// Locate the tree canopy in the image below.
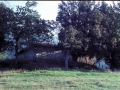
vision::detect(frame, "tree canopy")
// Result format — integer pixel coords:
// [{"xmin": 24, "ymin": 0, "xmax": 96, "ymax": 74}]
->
[
  {"xmin": 57, "ymin": 1, "xmax": 120, "ymax": 70},
  {"xmin": 0, "ymin": 2, "xmax": 14, "ymax": 51},
  {"xmin": 0, "ymin": 1, "xmax": 54, "ymax": 60}
]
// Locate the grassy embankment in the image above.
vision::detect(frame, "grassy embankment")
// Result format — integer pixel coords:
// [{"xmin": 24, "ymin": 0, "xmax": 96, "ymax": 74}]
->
[
  {"xmin": 0, "ymin": 69, "xmax": 120, "ymax": 90},
  {"xmin": 0, "ymin": 51, "xmax": 119, "ymax": 90}
]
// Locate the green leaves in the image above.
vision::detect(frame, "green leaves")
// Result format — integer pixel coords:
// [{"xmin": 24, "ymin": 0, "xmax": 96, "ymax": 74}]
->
[
  {"xmin": 0, "ymin": 1, "xmax": 54, "ymax": 58},
  {"xmin": 57, "ymin": 1, "xmax": 120, "ymax": 68},
  {"xmin": 57, "ymin": 1, "xmax": 96, "ymax": 50}
]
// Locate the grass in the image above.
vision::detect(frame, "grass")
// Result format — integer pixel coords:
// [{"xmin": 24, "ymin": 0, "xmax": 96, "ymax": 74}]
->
[{"xmin": 0, "ymin": 69, "xmax": 120, "ymax": 90}]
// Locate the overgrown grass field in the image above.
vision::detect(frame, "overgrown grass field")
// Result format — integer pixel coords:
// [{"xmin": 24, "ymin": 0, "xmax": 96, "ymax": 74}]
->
[{"xmin": 0, "ymin": 70, "xmax": 120, "ymax": 90}]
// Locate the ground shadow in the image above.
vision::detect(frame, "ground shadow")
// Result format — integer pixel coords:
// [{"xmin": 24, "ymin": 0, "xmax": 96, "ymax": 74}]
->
[{"xmin": 0, "ymin": 58, "xmax": 102, "ymax": 72}]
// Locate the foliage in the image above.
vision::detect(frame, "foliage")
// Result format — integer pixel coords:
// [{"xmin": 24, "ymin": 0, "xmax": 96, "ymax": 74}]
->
[
  {"xmin": 57, "ymin": 1, "xmax": 120, "ymax": 69},
  {"xmin": 0, "ymin": 2, "xmax": 14, "ymax": 51},
  {"xmin": 0, "ymin": 51, "xmax": 7, "ymax": 60},
  {"xmin": 0, "ymin": 1, "xmax": 54, "ymax": 59}
]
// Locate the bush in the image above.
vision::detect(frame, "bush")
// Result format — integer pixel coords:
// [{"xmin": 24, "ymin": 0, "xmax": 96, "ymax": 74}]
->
[{"xmin": 0, "ymin": 51, "xmax": 7, "ymax": 60}]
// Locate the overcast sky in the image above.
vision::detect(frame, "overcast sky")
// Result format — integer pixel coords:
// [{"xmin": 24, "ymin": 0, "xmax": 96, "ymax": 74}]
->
[
  {"xmin": 0, "ymin": 1, "xmax": 116, "ymax": 21},
  {"xmin": 1, "ymin": 1, "xmax": 61, "ymax": 21}
]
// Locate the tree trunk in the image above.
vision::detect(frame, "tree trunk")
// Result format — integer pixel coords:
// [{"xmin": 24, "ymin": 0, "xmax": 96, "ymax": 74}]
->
[
  {"xmin": 64, "ymin": 50, "xmax": 69, "ymax": 69},
  {"xmin": 73, "ymin": 56, "xmax": 78, "ymax": 69},
  {"xmin": 71, "ymin": 52, "xmax": 78, "ymax": 69},
  {"xmin": 110, "ymin": 51, "xmax": 116, "ymax": 71},
  {"xmin": 15, "ymin": 39, "xmax": 19, "ymax": 64},
  {"xmin": 110, "ymin": 60, "xmax": 115, "ymax": 72}
]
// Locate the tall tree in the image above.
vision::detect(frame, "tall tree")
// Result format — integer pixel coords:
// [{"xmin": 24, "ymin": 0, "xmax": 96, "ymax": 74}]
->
[
  {"xmin": 5, "ymin": 1, "xmax": 53, "ymax": 60},
  {"xmin": 91, "ymin": 1, "xmax": 120, "ymax": 70},
  {"xmin": 0, "ymin": 2, "xmax": 14, "ymax": 51},
  {"xmin": 57, "ymin": 1, "xmax": 120, "ymax": 70},
  {"xmin": 57, "ymin": 1, "xmax": 96, "ymax": 68}
]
